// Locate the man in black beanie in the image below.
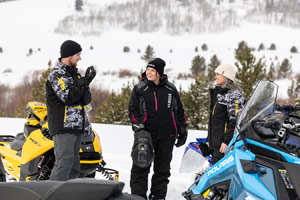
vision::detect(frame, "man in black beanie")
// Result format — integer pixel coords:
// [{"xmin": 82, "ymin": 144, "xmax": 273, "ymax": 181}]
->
[
  {"xmin": 129, "ymin": 58, "xmax": 188, "ymax": 199},
  {"xmin": 46, "ymin": 40, "xmax": 96, "ymax": 181}
]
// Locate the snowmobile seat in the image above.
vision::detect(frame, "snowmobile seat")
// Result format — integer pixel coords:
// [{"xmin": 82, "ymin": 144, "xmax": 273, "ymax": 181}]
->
[
  {"xmin": 10, "ymin": 132, "xmax": 26, "ymax": 151},
  {"xmin": 0, "ymin": 178, "xmax": 144, "ymax": 200}
]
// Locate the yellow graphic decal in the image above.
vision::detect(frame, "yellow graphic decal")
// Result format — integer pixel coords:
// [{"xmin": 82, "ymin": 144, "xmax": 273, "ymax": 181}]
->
[
  {"xmin": 64, "ymin": 106, "xmax": 67, "ymax": 122},
  {"xmin": 235, "ymin": 100, "xmax": 239, "ymax": 115},
  {"xmin": 224, "ymin": 122, "xmax": 227, "ymax": 133},
  {"xmin": 203, "ymin": 189, "xmax": 210, "ymax": 198},
  {"xmin": 73, "ymin": 106, "xmax": 83, "ymax": 110},
  {"xmin": 212, "ymin": 102, "xmax": 218, "ymax": 116},
  {"xmin": 57, "ymin": 77, "xmax": 66, "ymax": 90}
]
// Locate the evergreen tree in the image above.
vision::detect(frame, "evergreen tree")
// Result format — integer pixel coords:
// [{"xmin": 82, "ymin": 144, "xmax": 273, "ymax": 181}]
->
[
  {"xmin": 194, "ymin": 46, "xmax": 198, "ymax": 52},
  {"xmin": 190, "ymin": 55, "xmax": 206, "ymax": 77},
  {"xmin": 235, "ymin": 41, "xmax": 266, "ymax": 100},
  {"xmin": 94, "ymin": 82, "xmax": 133, "ymax": 125},
  {"xmin": 207, "ymin": 54, "xmax": 221, "ymax": 82},
  {"xmin": 258, "ymin": 43, "xmax": 265, "ymax": 51},
  {"xmin": 27, "ymin": 48, "xmax": 33, "ymax": 56},
  {"xmin": 277, "ymin": 58, "xmax": 292, "ymax": 79},
  {"xmin": 75, "ymin": 0, "xmax": 83, "ymax": 11},
  {"xmin": 266, "ymin": 62, "xmax": 276, "ymax": 81},
  {"xmin": 31, "ymin": 67, "xmax": 52, "ymax": 103},
  {"xmin": 201, "ymin": 43, "xmax": 208, "ymax": 51},
  {"xmin": 48, "ymin": 60, "xmax": 52, "ymax": 67},
  {"xmin": 140, "ymin": 45, "xmax": 155, "ymax": 63},
  {"xmin": 180, "ymin": 75, "xmax": 213, "ymax": 130},
  {"xmin": 288, "ymin": 76, "xmax": 300, "ymax": 104},
  {"xmin": 0, "ymin": 47, "xmax": 3, "ymax": 53},
  {"xmin": 123, "ymin": 46, "xmax": 130, "ymax": 53},
  {"xmin": 236, "ymin": 40, "xmax": 248, "ymax": 54},
  {"xmin": 290, "ymin": 46, "xmax": 298, "ymax": 53},
  {"xmin": 269, "ymin": 43, "xmax": 276, "ymax": 50}
]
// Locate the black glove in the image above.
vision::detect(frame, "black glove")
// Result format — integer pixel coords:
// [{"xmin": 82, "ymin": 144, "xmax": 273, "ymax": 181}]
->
[
  {"xmin": 85, "ymin": 66, "xmax": 96, "ymax": 83},
  {"xmin": 78, "ymin": 77, "xmax": 90, "ymax": 87},
  {"xmin": 175, "ymin": 131, "xmax": 187, "ymax": 147},
  {"xmin": 199, "ymin": 142, "xmax": 211, "ymax": 157},
  {"xmin": 132, "ymin": 123, "xmax": 145, "ymax": 133}
]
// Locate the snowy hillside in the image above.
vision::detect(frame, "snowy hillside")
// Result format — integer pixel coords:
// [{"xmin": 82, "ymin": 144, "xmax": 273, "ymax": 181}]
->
[
  {"xmin": 0, "ymin": 117, "xmax": 206, "ymax": 199},
  {"xmin": 0, "ymin": 0, "xmax": 299, "ymax": 99}
]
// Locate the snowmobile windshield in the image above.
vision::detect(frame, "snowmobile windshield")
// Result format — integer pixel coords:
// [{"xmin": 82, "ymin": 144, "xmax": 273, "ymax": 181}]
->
[{"xmin": 236, "ymin": 80, "xmax": 278, "ymax": 133}]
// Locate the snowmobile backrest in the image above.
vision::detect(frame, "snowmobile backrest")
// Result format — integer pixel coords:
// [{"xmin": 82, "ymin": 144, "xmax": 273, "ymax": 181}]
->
[
  {"xmin": 24, "ymin": 124, "xmax": 40, "ymax": 138},
  {"xmin": 10, "ymin": 133, "xmax": 26, "ymax": 151}
]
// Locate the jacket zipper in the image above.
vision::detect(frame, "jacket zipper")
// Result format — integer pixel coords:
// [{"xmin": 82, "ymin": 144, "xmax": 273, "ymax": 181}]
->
[
  {"xmin": 172, "ymin": 113, "xmax": 178, "ymax": 130},
  {"xmin": 154, "ymin": 91, "xmax": 158, "ymax": 111}
]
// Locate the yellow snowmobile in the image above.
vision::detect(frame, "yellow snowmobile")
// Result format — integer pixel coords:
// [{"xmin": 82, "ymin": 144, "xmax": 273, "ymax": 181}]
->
[{"xmin": 0, "ymin": 101, "xmax": 118, "ymax": 182}]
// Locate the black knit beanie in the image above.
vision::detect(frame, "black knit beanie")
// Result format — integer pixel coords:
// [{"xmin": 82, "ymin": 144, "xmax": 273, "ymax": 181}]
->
[
  {"xmin": 147, "ymin": 58, "xmax": 166, "ymax": 76},
  {"xmin": 60, "ymin": 40, "xmax": 82, "ymax": 58}
]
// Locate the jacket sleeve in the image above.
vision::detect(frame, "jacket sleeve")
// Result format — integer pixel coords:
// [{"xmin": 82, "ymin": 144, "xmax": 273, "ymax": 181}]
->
[
  {"xmin": 81, "ymin": 86, "xmax": 92, "ymax": 106},
  {"xmin": 128, "ymin": 86, "xmax": 143, "ymax": 125},
  {"xmin": 174, "ymin": 87, "xmax": 188, "ymax": 133},
  {"xmin": 48, "ymin": 71, "xmax": 84, "ymax": 105},
  {"xmin": 223, "ymin": 90, "xmax": 245, "ymax": 145}
]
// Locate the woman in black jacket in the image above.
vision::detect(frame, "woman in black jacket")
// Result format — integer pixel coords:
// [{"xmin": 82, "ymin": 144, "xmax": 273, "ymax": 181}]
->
[
  {"xmin": 129, "ymin": 58, "xmax": 188, "ymax": 200},
  {"xmin": 207, "ymin": 64, "xmax": 245, "ymax": 164}
]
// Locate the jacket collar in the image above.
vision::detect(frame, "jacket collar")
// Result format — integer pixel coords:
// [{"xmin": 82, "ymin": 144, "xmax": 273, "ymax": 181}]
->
[{"xmin": 57, "ymin": 59, "xmax": 78, "ymax": 75}]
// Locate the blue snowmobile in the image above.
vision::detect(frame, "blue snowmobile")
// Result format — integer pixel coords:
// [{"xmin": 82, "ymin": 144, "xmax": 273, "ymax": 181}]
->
[{"xmin": 182, "ymin": 80, "xmax": 300, "ymax": 200}]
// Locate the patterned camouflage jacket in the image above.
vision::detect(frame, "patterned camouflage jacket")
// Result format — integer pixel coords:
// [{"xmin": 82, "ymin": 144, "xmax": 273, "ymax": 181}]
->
[
  {"xmin": 207, "ymin": 86, "xmax": 245, "ymax": 148},
  {"xmin": 46, "ymin": 60, "xmax": 91, "ymax": 136}
]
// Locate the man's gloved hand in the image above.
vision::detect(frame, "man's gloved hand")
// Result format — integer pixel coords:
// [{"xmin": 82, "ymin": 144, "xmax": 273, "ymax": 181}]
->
[
  {"xmin": 199, "ymin": 142, "xmax": 211, "ymax": 157},
  {"xmin": 78, "ymin": 77, "xmax": 90, "ymax": 87},
  {"xmin": 175, "ymin": 131, "xmax": 187, "ymax": 147},
  {"xmin": 132, "ymin": 123, "xmax": 145, "ymax": 133},
  {"xmin": 85, "ymin": 66, "xmax": 96, "ymax": 83}
]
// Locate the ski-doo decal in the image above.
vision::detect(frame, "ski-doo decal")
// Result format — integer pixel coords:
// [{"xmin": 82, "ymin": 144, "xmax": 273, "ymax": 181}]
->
[{"xmin": 57, "ymin": 77, "xmax": 66, "ymax": 90}]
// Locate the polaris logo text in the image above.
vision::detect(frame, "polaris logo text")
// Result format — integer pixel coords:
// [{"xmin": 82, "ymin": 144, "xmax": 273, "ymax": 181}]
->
[
  {"xmin": 167, "ymin": 94, "xmax": 172, "ymax": 108},
  {"xmin": 207, "ymin": 155, "xmax": 234, "ymax": 177}
]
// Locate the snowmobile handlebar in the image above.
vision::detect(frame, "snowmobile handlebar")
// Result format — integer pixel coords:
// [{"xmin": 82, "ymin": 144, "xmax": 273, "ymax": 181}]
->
[{"xmin": 277, "ymin": 104, "xmax": 300, "ymax": 113}]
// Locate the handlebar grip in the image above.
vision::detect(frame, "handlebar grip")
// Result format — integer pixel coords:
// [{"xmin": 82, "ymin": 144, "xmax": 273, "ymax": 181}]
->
[{"xmin": 295, "ymin": 104, "xmax": 300, "ymax": 111}]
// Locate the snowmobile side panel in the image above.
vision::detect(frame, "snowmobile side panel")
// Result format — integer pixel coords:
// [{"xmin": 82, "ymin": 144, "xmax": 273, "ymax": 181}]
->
[
  {"xmin": 0, "ymin": 141, "xmax": 21, "ymax": 180},
  {"xmin": 190, "ymin": 149, "xmax": 276, "ymax": 200},
  {"xmin": 21, "ymin": 129, "xmax": 53, "ymax": 165},
  {"xmin": 246, "ymin": 139, "xmax": 300, "ymax": 164}
]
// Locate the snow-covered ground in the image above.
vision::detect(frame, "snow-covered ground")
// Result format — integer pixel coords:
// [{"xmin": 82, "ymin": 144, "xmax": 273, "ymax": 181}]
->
[
  {"xmin": 0, "ymin": 0, "xmax": 299, "ymax": 98},
  {"xmin": 0, "ymin": 117, "xmax": 206, "ymax": 199}
]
